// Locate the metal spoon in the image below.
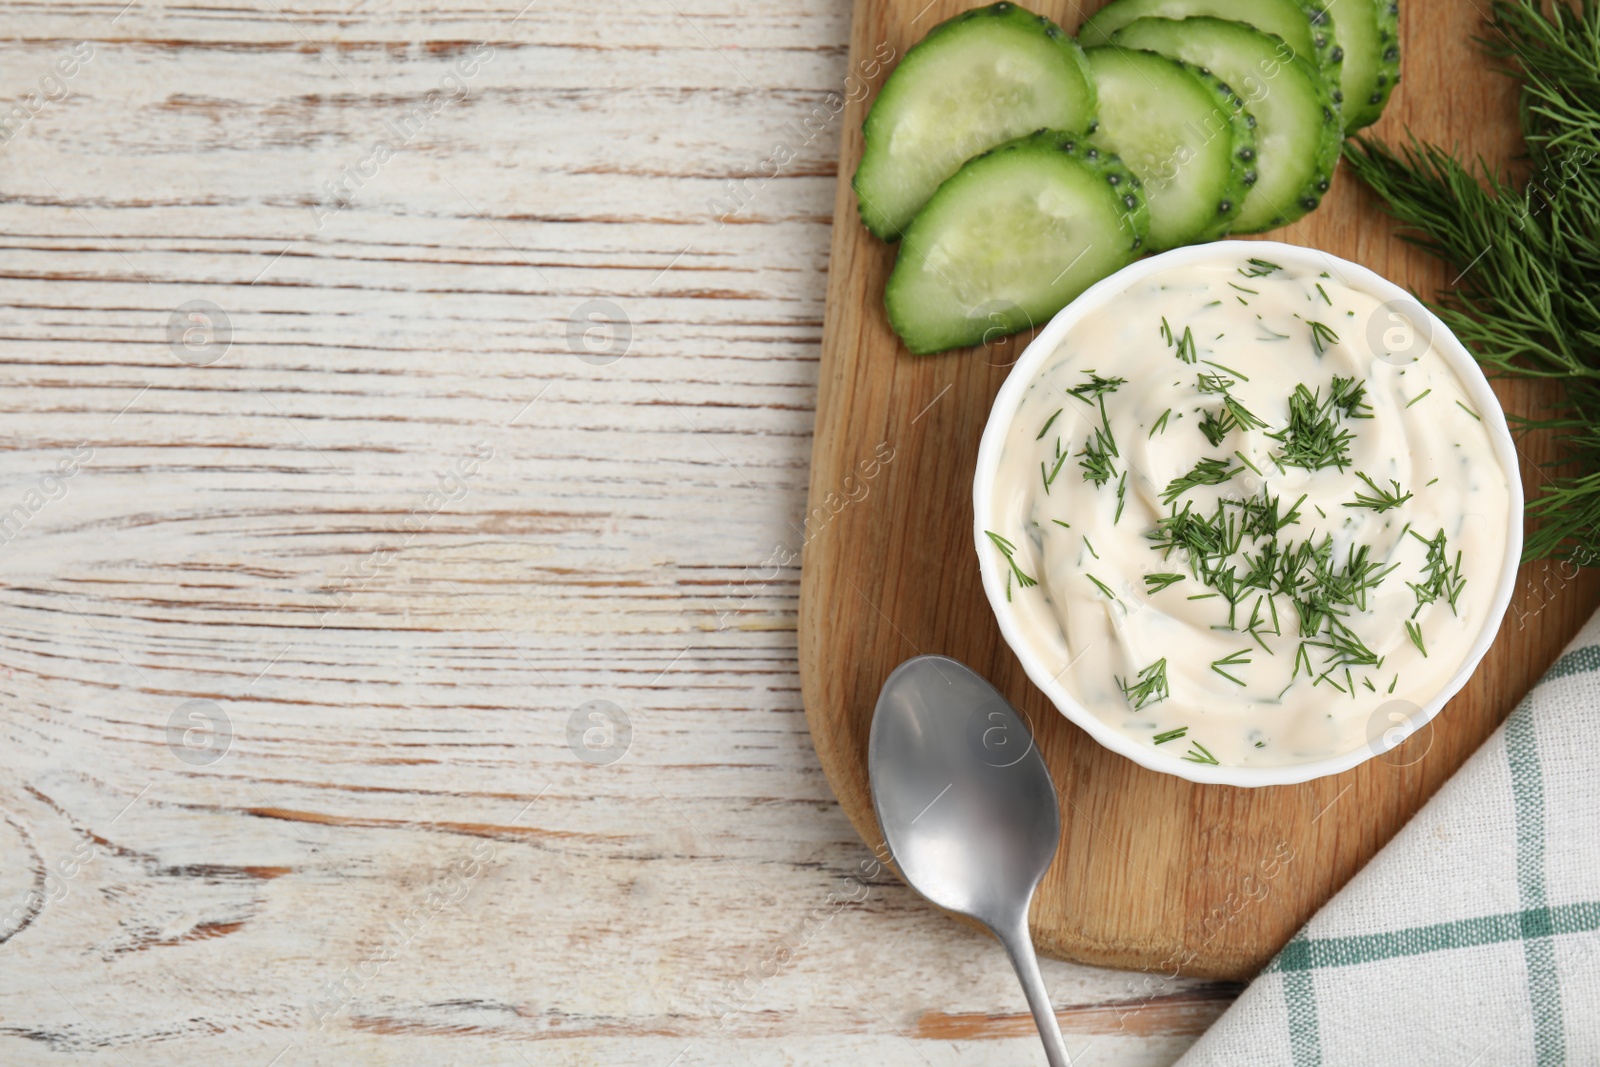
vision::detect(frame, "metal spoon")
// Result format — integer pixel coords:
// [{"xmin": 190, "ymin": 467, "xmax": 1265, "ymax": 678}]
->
[{"xmin": 869, "ymin": 655, "xmax": 1071, "ymax": 1067}]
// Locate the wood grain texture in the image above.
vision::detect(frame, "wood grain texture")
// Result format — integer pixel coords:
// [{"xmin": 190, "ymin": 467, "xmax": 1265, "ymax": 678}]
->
[
  {"xmin": 0, "ymin": 0, "xmax": 1244, "ymax": 1063},
  {"xmin": 800, "ymin": 0, "xmax": 1600, "ymax": 981}
]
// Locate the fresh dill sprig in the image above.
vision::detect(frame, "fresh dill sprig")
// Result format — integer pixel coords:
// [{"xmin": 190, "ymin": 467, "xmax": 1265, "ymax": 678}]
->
[
  {"xmin": 1037, "ymin": 408, "xmax": 1062, "ymax": 440},
  {"xmin": 1153, "ymin": 726, "xmax": 1188, "ymax": 744},
  {"xmin": 1342, "ymin": 0, "xmax": 1600, "ymax": 561},
  {"xmin": 985, "ymin": 531, "xmax": 1037, "ymax": 595},
  {"xmin": 1240, "ymin": 257, "xmax": 1283, "ymax": 277},
  {"xmin": 1346, "ymin": 472, "xmax": 1414, "ymax": 513},
  {"xmin": 1117, "ymin": 657, "xmax": 1169, "ymax": 709},
  {"xmin": 1183, "ymin": 741, "xmax": 1220, "ymax": 765},
  {"xmin": 1150, "ymin": 408, "xmax": 1172, "ymax": 437}
]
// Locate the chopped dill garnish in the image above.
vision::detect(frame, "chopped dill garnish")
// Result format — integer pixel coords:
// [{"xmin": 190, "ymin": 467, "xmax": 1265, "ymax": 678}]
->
[
  {"xmin": 1198, "ymin": 409, "xmax": 1231, "ymax": 447},
  {"xmin": 1211, "ymin": 649, "xmax": 1252, "ymax": 685},
  {"xmin": 1240, "ymin": 258, "xmax": 1283, "ymax": 277},
  {"xmin": 1183, "ymin": 741, "xmax": 1220, "ymax": 765},
  {"xmin": 1267, "ymin": 379, "xmax": 1364, "ymax": 471},
  {"xmin": 1230, "ymin": 281, "xmax": 1260, "ymax": 295},
  {"xmin": 1153, "ymin": 726, "xmax": 1188, "ymax": 744},
  {"xmin": 1052, "ymin": 519, "xmax": 1071, "ymax": 529},
  {"xmin": 1117, "ymin": 657, "xmax": 1169, "ymax": 709},
  {"xmin": 1076, "ymin": 391, "xmax": 1120, "ymax": 488},
  {"xmin": 1201, "ymin": 359, "xmax": 1249, "ymax": 380},
  {"xmin": 1346, "ymin": 472, "xmax": 1413, "ymax": 513},
  {"xmin": 1162, "ymin": 457, "xmax": 1244, "ymax": 505},
  {"xmin": 1309, "ymin": 321, "xmax": 1340, "ymax": 355},
  {"xmin": 1069, "ymin": 372, "xmax": 1127, "ymax": 402},
  {"xmin": 1114, "ymin": 471, "xmax": 1128, "ymax": 524},
  {"xmin": 1234, "ymin": 450, "xmax": 1264, "ymax": 477},
  {"xmin": 1407, "ymin": 527, "xmax": 1466, "ymax": 617},
  {"xmin": 1161, "ymin": 317, "xmax": 1197, "ymax": 363},
  {"xmin": 1144, "ymin": 572, "xmax": 1186, "ymax": 593},
  {"xmin": 1079, "ymin": 425, "xmax": 1117, "ymax": 487},
  {"xmin": 1315, "ymin": 282, "xmax": 1331, "ymax": 305},
  {"xmin": 1084, "ymin": 535, "xmax": 1100, "ymax": 559},
  {"xmin": 1331, "ymin": 376, "xmax": 1370, "ymax": 418},
  {"xmin": 985, "ymin": 531, "xmax": 1037, "ymax": 593},
  {"xmin": 1086, "ymin": 572, "xmax": 1121, "ymax": 608},
  {"xmin": 1149, "ymin": 408, "xmax": 1172, "ymax": 437},
  {"xmin": 1455, "ymin": 400, "xmax": 1482, "ymax": 420},
  {"xmin": 1227, "ymin": 491, "xmax": 1305, "ymax": 538},
  {"xmin": 1405, "ymin": 388, "xmax": 1432, "ymax": 408},
  {"xmin": 1426, "ymin": 477, "xmax": 1439, "ymax": 486},
  {"xmin": 1405, "ymin": 618, "xmax": 1427, "ymax": 656},
  {"xmin": 1037, "ymin": 408, "xmax": 1062, "ymax": 440},
  {"xmin": 1041, "ymin": 450, "xmax": 1069, "ymax": 493},
  {"xmin": 1195, "ymin": 367, "xmax": 1266, "ymax": 447}
]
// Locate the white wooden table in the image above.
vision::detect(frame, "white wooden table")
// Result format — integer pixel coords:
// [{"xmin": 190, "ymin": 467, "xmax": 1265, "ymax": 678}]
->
[{"xmin": 0, "ymin": 2, "xmax": 1232, "ymax": 1061}]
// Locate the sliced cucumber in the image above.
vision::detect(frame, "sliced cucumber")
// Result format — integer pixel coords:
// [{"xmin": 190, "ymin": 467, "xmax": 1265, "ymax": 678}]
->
[
  {"xmin": 1084, "ymin": 47, "xmax": 1255, "ymax": 251},
  {"xmin": 1109, "ymin": 16, "xmax": 1340, "ymax": 233},
  {"xmin": 1079, "ymin": 0, "xmax": 1342, "ymax": 88},
  {"xmin": 853, "ymin": 2, "xmax": 1096, "ymax": 241},
  {"xmin": 1338, "ymin": 0, "xmax": 1400, "ymax": 130},
  {"xmin": 885, "ymin": 130, "xmax": 1147, "ymax": 355}
]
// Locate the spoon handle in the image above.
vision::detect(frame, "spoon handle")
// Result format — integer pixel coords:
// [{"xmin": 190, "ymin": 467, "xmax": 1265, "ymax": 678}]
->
[{"xmin": 996, "ymin": 911, "xmax": 1072, "ymax": 1067}]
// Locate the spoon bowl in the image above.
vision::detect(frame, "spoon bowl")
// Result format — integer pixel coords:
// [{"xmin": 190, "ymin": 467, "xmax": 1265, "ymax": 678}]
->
[{"xmin": 869, "ymin": 655, "xmax": 1071, "ymax": 1066}]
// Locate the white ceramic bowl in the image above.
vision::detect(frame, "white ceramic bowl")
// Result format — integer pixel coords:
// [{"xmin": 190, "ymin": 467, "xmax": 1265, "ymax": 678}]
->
[{"xmin": 971, "ymin": 241, "xmax": 1524, "ymax": 787}]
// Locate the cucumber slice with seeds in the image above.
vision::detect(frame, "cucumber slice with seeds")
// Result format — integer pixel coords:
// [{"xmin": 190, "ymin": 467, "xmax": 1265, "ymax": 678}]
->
[
  {"xmin": 884, "ymin": 130, "xmax": 1147, "ymax": 355},
  {"xmin": 853, "ymin": 2, "xmax": 1097, "ymax": 241},
  {"xmin": 1084, "ymin": 47, "xmax": 1256, "ymax": 250},
  {"xmin": 1110, "ymin": 16, "xmax": 1340, "ymax": 233},
  {"xmin": 1339, "ymin": 0, "xmax": 1400, "ymax": 130},
  {"xmin": 1079, "ymin": 0, "xmax": 1343, "ymax": 88}
]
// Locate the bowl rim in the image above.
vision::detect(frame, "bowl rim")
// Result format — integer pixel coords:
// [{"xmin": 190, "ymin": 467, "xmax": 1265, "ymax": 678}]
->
[{"xmin": 971, "ymin": 240, "xmax": 1525, "ymax": 788}]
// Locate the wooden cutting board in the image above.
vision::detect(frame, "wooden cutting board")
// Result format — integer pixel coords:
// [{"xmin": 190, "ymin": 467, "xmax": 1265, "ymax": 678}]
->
[{"xmin": 799, "ymin": 0, "xmax": 1600, "ymax": 980}]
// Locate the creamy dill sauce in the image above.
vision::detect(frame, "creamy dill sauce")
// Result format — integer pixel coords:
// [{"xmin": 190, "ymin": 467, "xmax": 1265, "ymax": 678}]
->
[{"xmin": 988, "ymin": 256, "xmax": 1511, "ymax": 768}]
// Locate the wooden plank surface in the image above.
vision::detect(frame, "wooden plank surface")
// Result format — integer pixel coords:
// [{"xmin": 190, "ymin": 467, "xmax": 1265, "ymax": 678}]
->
[
  {"xmin": 800, "ymin": 0, "xmax": 1600, "ymax": 981},
  {"xmin": 0, "ymin": 0, "xmax": 1252, "ymax": 1064}
]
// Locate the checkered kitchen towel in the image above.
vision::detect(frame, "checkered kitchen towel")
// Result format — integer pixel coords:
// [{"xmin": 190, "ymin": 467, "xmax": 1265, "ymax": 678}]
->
[{"xmin": 1177, "ymin": 614, "xmax": 1600, "ymax": 1066}]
